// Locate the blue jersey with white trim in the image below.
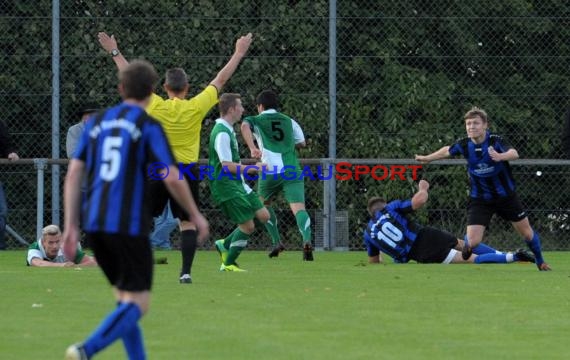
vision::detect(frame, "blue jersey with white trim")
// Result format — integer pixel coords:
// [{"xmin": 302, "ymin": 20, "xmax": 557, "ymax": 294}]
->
[
  {"xmin": 364, "ymin": 199, "xmax": 423, "ymax": 263},
  {"xmin": 74, "ymin": 102, "xmax": 175, "ymax": 236}
]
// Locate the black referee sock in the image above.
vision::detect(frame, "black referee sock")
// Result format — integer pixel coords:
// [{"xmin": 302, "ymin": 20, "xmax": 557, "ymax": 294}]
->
[{"xmin": 180, "ymin": 230, "xmax": 198, "ymax": 276}]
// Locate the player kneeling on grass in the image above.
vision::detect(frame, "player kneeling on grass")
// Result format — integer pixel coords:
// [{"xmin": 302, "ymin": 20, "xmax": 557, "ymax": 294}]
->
[
  {"xmin": 364, "ymin": 180, "xmax": 535, "ymax": 265},
  {"xmin": 27, "ymin": 224, "xmax": 96, "ymax": 267}
]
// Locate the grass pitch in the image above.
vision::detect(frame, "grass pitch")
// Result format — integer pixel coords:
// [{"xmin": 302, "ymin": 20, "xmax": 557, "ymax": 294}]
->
[{"xmin": 1, "ymin": 250, "xmax": 568, "ymax": 359}]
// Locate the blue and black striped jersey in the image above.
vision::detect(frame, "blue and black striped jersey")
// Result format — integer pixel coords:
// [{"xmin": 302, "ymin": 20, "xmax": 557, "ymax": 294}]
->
[
  {"xmin": 364, "ymin": 199, "xmax": 423, "ymax": 263},
  {"xmin": 73, "ymin": 102, "xmax": 175, "ymax": 237},
  {"xmin": 449, "ymin": 131, "xmax": 516, "ymax": 200}
]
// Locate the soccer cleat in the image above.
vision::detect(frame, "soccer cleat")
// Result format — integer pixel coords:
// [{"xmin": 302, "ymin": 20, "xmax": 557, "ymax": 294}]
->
[
  {"xmin": 461, "ymin": 243, "xmax": 472, "ymax": 260},
  {"xmin": 302, "ymin": 243, "xmax": 314, "ymax": 261},
  {"xmin": 537, "ymin": 262, "xmax": 552, "ymax": 271},
  {"xmin": 268, "ymin": 242, "xmax": 286, "ymax": 258},
  {"xmin": 215, "ymin": 240, "xmax": 240, "ymax": 268},
  {"xmin": 513, "ymin": 248, "xmax": 535, "ymax": 263},
  {"xmin": 220, "ymin": 264, "xmax": 247, "ymax": 272},
  {"xmin": 215, "ymin": 239, "xmax": 228, "ymax": 264},
  {"xmin": 64, "ymin": 344, "xmax": 88, "ymax": 360},
  {"xmin": 179, "ymin": 274, "xmax": 192, "ymax": 284}
]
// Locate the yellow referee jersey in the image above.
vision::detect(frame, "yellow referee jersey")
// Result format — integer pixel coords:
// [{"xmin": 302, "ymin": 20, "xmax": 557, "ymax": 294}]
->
[{"xmin": 147, "ymin": 85, "xmax": 218, "ymax": 163}]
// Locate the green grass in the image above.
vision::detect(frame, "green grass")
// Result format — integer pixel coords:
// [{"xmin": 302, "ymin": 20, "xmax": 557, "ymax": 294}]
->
[{"xmin": 1, "ymin": 250, "xmax": 569, "ymax": 360}]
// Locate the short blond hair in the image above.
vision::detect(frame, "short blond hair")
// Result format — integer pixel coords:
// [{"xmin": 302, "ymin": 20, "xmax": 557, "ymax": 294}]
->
[
  {"xmin": 42, "ymin": 224, "xmax": 61, "ymax": 238},
  {"xmin": 464, "ymin": 106, "xmax": 488, "ymax": 123}
]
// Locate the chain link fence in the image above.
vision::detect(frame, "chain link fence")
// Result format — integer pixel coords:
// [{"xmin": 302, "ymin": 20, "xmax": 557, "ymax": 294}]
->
[{"xmin": 1, "ymin": 1, "xmax": 568, "ymax": 251}]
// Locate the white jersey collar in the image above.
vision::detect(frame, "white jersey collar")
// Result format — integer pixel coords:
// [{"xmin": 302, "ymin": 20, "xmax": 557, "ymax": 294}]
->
[{"xmin": 215, "ymin": 118, "xmax": 235, "ymax": 133}]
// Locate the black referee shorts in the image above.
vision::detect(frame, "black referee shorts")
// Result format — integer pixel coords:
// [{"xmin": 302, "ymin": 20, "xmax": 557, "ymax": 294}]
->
[{"xmin": 149, "ymin": 165, "xmax": 200, "ymax": 221}]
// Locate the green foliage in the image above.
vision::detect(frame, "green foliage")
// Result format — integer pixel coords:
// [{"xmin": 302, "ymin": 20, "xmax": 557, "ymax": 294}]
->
[{"xmin": 0, "ymin": 0, "xmax": 568, "ymax": 250}]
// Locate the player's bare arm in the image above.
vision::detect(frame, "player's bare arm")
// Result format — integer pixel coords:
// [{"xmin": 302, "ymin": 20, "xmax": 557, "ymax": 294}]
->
[
  {"xmin": 411, "ymin": 179, "xmax": 429, "ymax": 210},
  {"xmin": 209, "ymin": 33, "xmax": 253, "ymax": 91},
  {"xmin": 415, "ymin": 146, "xmax": 451, "ymax": 164},
  {"xmin": 30, "ymin": 258, "xmax": 74, "ymax": 267},
  {"xmin": 221, "ymin": 161, "xmax": 264, "ymax": 176},
  {"xmin": 79, "ymin": 255, "xmax": 98, "ymax": 266},
  {"xmin": 97, "ymin": 32, "xmax": 129, "ymax": 71},
  {"xmin": 240, "ymin": 122, "xmax": 262, "ymax": 158}
]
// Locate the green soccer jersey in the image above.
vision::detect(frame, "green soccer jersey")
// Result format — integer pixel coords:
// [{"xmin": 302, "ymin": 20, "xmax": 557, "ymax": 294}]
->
[
  {"xmin": 208, "ymin": 119, "xmax": 253, "ymax": 204},
  {"xmin": 243, "ymin": 109, "xmax": 305, "ymax": 173},
  {"xmin": 26, "ymin": 241, "xmax": 85, "ymax": 265}
]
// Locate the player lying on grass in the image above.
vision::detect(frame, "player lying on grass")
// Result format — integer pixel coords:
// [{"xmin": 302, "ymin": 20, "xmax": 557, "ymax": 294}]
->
[
  {"xmin": 27, "ymin": 224, "xmax": 96, "ymax": 267},
  {"xmin": 364, "ymin": 180, "xmax": 535, "ymax": 265}
]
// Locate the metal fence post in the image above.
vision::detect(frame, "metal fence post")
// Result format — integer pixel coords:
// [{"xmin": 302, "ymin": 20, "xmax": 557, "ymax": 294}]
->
[
  {"xmin": 34, "ymin": 159, "xmax": 47, "ymax": 241},
  {"xmin": 328, "ymin": 0, "xmax": 338, "ymax": 249},
  {"xmin": 322, "ymin": 158, "xmax": 331, "ymax": 250},
  {"xmin": 51, "ymin": 0, "xmax": 61, "ymax": 226}
]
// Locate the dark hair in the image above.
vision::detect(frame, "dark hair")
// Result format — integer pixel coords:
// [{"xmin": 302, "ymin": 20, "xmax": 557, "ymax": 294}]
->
[
  {"xmin": 76, "ymin": 103, "xmax": 101, "ymax": 118},
  {"xmin": 164, "ymin": 68, "xmax": 188, "ymax": 93},
  {"xmin": 119, "ymin": 60, "xmax": 158, "ymax": 100},
  {"xmin": 256, "ymin": 89, "xmax": 279, "ymax": 110},
  {"xmin": 367, "ymin": 197, "xmax": 387, "ymax": 216},
  {"xmin": 218, "ymin": 93, "xmax": 241, "ymax": 115}
]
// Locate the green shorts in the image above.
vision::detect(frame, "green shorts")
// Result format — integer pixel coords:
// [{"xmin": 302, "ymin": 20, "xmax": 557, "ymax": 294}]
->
[
  {"xmin": 219, "ymin": 192, "xmax": 265, "ymax": 224},
  {"xmin": 258, "ymin": 174, "xmax": 305, "ymax": 203}
]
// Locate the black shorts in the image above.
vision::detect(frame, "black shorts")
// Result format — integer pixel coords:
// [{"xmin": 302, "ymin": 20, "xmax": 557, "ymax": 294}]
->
[
  {"xmin": 88, "ymin": 232, "xmax": 153, "ymax": 291},
  {"xmin": 408, "ymin": 227, "xmax": 459, "ymax": 263},
  {"xmin": 149, "ymin": 165, "xmax": 200, "ymax": 221},
  {"xmin": 467, "ymin": 193, "xmax": 527, "ymax": 227}
]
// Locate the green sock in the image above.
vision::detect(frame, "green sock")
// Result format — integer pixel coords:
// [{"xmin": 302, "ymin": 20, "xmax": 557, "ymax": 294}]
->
[
  {"xmin": 264, "ymin": 207, "xmax": 281, "ymax": 245},
  {"xmin": 225, "ymin": 229, "xmax": 250, "ymax": 265},
  {"xmin": 295, "ymin": 210, "xmax": 312, "ymax": 244},
  {"xmin": 222, "ymin": 228, "xmax": 239, "ymax": 250}
]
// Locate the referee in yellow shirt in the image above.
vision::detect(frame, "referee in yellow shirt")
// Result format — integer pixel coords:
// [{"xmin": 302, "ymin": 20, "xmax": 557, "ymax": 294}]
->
[{"xmin": 98, "ymin": 31, "xmax": 253, "ymax": 283}]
